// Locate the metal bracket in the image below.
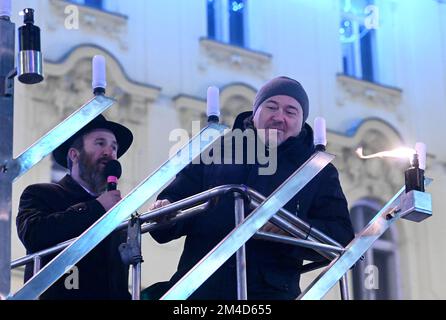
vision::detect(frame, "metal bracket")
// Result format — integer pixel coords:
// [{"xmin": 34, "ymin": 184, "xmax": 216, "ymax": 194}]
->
[
  {"xmin": 399, "ymin": 190, "xmax": 432, "ymax": 222},
  {"xmin": 119, "ymin": 215, "xmax": 143, "ymax": 266}
]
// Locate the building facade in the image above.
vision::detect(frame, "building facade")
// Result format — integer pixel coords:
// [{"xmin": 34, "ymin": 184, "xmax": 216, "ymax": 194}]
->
[{"xmin": 8, "ymin": 0, "xmax": 446, "ymax": 299}]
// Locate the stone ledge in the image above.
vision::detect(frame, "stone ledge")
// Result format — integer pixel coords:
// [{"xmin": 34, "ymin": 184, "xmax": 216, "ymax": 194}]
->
[
  {"xmin": 199, "ymin": 37, "xmax": 272, "ymax": 76},
  {"xmin": 336, "ymin": 74, "xmax": 403, "ymax": 111},
  {"xmin": 48, "ymin": 0, "xmax": 129, "ymax": 50}
]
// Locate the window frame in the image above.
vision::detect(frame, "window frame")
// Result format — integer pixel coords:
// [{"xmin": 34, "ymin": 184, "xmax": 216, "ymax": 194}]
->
[
  {"xmin": 207, "ymin": 0, "xmax": 248, "ymax": 48},
  {"xmin": 339, "ymin": 0, "xmax": 377, "ymax": 82}
]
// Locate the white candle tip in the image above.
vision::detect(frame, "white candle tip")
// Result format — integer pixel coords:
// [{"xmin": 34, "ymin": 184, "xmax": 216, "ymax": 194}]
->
[
  {"xmin": 0, "ymin": 0, "xmax": 12, "ymax": 17},
  {"xmin": 314, "ymin": 117, "xmax": 327, "ymax": 146},
  {"xmin": 207, "ymin": 86, "xmax": 220, "ymax": 117},
  {"xmin": 415, "ymin": 142, "xmax": 427, "ymax": 170},
  {"xmin": 92, "ymin": 55, "xmax": 106, "ymax": 90}
]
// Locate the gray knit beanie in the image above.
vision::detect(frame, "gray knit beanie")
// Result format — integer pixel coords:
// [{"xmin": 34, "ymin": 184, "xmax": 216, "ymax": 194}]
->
[{"xmin": 253, "ymin": 76, "xmax": 309, "ymax": 123}]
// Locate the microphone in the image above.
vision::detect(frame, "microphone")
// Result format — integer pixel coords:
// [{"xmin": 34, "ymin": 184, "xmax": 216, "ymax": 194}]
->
[{"xmin": 103, "ymin": 160, "xmax": 122, "ymax": 191}]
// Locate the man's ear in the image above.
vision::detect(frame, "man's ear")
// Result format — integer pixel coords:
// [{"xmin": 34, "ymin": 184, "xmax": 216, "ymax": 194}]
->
[{"xmin": 68, "ymin": 148, "xmax": 80, "ymax": 164}]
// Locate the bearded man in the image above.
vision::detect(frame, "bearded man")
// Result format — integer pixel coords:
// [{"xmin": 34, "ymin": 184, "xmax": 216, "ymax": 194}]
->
[{"xmin": 16, "ymin": 115, "xmax": 133, "ymax": 300}]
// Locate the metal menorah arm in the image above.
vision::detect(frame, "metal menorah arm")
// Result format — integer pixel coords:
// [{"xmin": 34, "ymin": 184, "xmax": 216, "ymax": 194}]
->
[
  {"xmin": 299, "ymin": 188, "xmax": 432, "ymax": 300},
  {"xmin": 9, "ymin": 95, "xmax": 116, "ymax": 181}
]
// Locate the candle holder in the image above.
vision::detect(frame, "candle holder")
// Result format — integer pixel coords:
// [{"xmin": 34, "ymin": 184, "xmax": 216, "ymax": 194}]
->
[
  {"xmin": 17, "ymin": 8, "xmax": 43, "ymax": 84},
  {"xmin": 405, "ymin": 153, "xmax": 425, "ymax": 193}
]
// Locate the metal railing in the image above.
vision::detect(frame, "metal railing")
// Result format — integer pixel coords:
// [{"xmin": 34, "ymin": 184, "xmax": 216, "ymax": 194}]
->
[
  {"xmin": 11, "ymin": 178, "xmax": 341, "ymax": 297},
  {"xmin": 9, "ymin": 153, "xmax": 433, "ymax": 300},
  {"xmin": 12, "ymin": 165, "xmax": 352, "ymax": 300}
]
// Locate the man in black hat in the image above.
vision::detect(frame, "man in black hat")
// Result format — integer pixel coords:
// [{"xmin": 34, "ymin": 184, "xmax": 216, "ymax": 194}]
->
[
  {"xmin": 146, "ymin": 76, "xmax": 354, "ymax": 300},
  {"xmin": 16, "ymin": 115, "xmax": 133, "ymax": 300}
]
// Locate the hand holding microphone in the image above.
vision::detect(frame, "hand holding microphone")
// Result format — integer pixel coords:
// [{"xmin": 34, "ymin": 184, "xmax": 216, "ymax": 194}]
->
[
  {"xmin": 104, "ymin": 160, "xmax": 122, "ymax": 191},
  {"xmin": 97, "ymin": 160, "xmax": 122, "ymax": 211}
]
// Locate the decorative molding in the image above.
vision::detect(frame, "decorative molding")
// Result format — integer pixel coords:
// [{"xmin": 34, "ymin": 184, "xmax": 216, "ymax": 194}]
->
[
  {"xmin": 336, "ymin": 74, "xmax": 403, "ymax": 111},
  {"xmin": 29, "ymin": 46, "xmax": 161, "ymax": 126},
  {"xmin": 174, "ymin": 83, "xmax": 256, "ymax": 130},
  {"xmin": 173, "ymin": 95, "xmax": 206, "ymax": 113},
  {"xmin": 199, "ymin": 38, "xmax": 272, "ymax": 77},
  {"xmin": 48, "ymin": 0, "xmax": 129, "ymax": 50},
  {"xmin": 173, "ymin": 95, "xmax": 207, "ymax": 131}
]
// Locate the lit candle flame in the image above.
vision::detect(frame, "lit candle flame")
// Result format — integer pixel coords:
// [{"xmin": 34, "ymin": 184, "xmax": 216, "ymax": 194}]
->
[{"xmin": 356, "ymin": 147, "xmax": 416, "ymax": 161}]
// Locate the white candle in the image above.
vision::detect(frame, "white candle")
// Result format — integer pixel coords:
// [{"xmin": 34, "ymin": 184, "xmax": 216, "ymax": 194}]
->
[
  {"xmin": 314, "ymin": 117, "xmax": 327, "ymax": 147},
  {"xmin": 415, "ymin": 142, "xmax": 427, "ymax": 170},
  {"xmin": 0, "ymin": 0, "xmax": 11, "ymax": 18},
  {"xmin": 207, "ymin": 86, "xmax": 220, "ymax": 118},
  {"xmin": 92, "ymin": 55, "xmax": 106, "ymax": 91}
]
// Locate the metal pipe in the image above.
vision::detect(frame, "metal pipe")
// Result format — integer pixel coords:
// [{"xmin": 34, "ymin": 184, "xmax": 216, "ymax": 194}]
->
[
  {"xmin": 10, "ymin": 185, "xmax": 241, "ymax": 268},
  {"xmin": 33, "ymin": 256, "xmax": 41, "ymax": 275},
  {"xmin": 137, "ymin": 185, "xmax": 249, "ymax": 225},
  {"xmin": 132, "ymin": 263, "xmax": 141, "ymax": 300},
  {"xmin": 280, "ymin": 211, "xmax": 343, "ymax": 248},
  {"xmin": 254, "ymin": 231, "xmax": 345, "ymax": 254},
  {"xmin": 11, "ymin": 239, "xmax": 76, "ymax": 269},
  {"xmin": 234, "ymin": 195, "xmax": 247, "ymax": 300},
  {"xmin": 250, "ymin": 200, "xmax": 338, "ymax": 260},
  {"xmin": 270, "ymin": 215, "xmax": 338, "ymax": 260},
  {"xmin": 140, "ymin": 202, "xmax": 211, "ymax": 234},
  {"xmin": 339, "ymin": 274, "xmax": 350, "ymax": 300},
  {"xmin": 248, "ymin": 189, "xmax": 343, "ymax": 248},
  {"xmin": 131, "ymin": 218, "xmax": 142, "ymax": 301},
  {"xmin": 0, "ymin": 14, "xmax": 15, "ymax": 299},
  {"xmin": 11, "ymin": 203, "xmax": 211, "ymax": 269}
]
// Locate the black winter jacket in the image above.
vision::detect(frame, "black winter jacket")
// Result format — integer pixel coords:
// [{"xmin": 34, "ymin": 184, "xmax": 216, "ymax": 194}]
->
[{"xmin": 17, "ymin": 174, "xmax": 130, "ymax": 300}]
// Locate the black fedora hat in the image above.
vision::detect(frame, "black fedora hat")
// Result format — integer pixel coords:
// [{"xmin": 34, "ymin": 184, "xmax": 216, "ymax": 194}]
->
[{"xmin": 53, "ymin": 114, "xmax": 133, "ymax": 168}]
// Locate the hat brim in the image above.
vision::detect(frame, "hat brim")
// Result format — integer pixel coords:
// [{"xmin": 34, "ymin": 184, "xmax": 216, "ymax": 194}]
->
[{"xmin": 53, "ymin": 117, "xmax": 133, "ymax": 168}]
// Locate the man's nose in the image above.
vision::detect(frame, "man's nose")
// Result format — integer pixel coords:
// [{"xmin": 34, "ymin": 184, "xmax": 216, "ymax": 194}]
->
[
  {"xmin": 102, "ymin": 145, "xmax": 114, "ymax": 157},
  {"xmin": 272, "ymin": 109, "xmax": 285, "ymax": 122}
]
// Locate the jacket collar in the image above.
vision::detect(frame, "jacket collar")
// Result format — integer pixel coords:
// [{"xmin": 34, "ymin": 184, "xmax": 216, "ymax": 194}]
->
[{"xmin": 57, "ymin": 174, "xmax": 96, "ymax": 201}]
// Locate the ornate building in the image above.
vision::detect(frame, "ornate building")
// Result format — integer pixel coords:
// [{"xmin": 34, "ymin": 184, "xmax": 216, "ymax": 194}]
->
[{"xmin": 7, "ymin": 0, "xmax": 446, "ymax": 299}]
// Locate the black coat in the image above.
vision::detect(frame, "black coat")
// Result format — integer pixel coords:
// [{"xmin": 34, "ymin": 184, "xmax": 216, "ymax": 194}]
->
[
  {"xmin": 150, "ymin": 112, "xmax": 354, "ymax": 300},
  {"xmin": 16, "ymin": 175, "xmax": 130, "ymax": 300}
]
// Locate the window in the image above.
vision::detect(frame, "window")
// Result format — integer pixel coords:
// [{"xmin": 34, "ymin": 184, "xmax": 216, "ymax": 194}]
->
[
  {"xmin": 69, "ymin": 0, "xmax": 104, "ymax": 10},
  {"xmin": 207, "ymin": 0, "xmax": 247, "ymax": 47},
  {"xmin": 207, "ymin": 0, "xmax": 217, "ymax": 39},
  {"xmin": 350, "ymin": 200, "xmax": 401, "ymax": 300},
  {"xmin": 339, "ymin": 0, "xmax": 376, "ymax": 82}
]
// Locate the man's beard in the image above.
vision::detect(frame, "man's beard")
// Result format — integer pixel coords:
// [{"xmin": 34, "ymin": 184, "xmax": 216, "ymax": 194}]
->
[{"xmin": 78, "ymin": 150, "xmax": 109, "ymax": 194}]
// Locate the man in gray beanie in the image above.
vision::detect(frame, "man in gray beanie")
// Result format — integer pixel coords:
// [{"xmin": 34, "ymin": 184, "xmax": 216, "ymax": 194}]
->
[
  {"xmin": 146, "ymin": 76, "xmax": 354, "ymax": 300},
  {"xmin": 253, "ymin": 76, "xmax": 309, "ymax": 121},
  {"xmin": 252, "ymin": 76, "xmax": 310, "ymax": 146}
]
